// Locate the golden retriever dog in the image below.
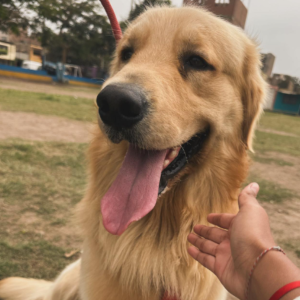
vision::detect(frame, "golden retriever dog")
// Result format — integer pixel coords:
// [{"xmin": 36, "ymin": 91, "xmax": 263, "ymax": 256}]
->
[{"xmin": 0, "ymin": 5, "xmax": 266, "ymax": 300}]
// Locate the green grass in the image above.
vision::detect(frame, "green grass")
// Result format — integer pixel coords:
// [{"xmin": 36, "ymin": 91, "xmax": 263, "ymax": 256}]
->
[
  {"xmin": 0, "ymin": 140, "xmax": 86, "ymax": 279},
  {"xmin": 252, "ymin": 155, "xmax": 294, "ymax": 166},
  {"xmin": 0, "ymin": 140, "xmax": 87, "ymax": 211},
  {"xmin": 245, "ymin": 175, "xmax": 295, "ymax": 203},
  {"xmin": 259, "ymin": 111, "xmax": 300, "ymax": 136},
  {"xmin": 0, "ymin": 88, "xmax": 96, "ymax": 122},
  {"xmin": 254, "ymin": 130, "xmax": 300, "ymax": 156},
  {"xmin": 0, "ymin": 240, "xmax": 76, "ymax": 280}
]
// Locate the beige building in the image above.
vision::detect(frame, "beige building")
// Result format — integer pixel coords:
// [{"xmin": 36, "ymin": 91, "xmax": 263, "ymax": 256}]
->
[
  {"xmin": 0, "ymin": 41, "xmax": 16, "ymax": 62},
  {"xmin": 0, "ymin": 31, "xmax": 42, "ymax": 64}
]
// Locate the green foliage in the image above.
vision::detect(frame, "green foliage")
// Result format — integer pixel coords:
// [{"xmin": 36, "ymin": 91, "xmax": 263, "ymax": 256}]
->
[
  {"xmin": 0, "ymin": 0, "xmax": 116, "ymax": 70},
  {"xmin": 29, "ymin": 0, "xmax": 115, "ymax": 67},
  {"xmin": 128, "ymin": 0, "xmax": 171, "ymax": 22},
  {"xmin": 0, "ymin": 0, "xmax": 34, "ymax": 34}
]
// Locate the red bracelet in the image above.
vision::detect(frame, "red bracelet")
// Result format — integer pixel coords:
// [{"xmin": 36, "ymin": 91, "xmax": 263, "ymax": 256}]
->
[{"xmin": 269, "ymin": 281, "xmax": 300, "ymax": 300}]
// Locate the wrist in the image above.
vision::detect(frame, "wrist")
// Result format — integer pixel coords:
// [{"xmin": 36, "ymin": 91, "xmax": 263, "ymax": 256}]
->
[
  {"xmin": 239, "ymin": 240, "xmax": 276, "ymax": 279},
  {"xmin": 248, "ymin": 251, "xmax": 300, "ymax": 300}
]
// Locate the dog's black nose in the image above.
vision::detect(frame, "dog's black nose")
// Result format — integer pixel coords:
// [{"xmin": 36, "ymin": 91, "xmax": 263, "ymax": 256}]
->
[{"xmin": 97, "ymin": 84, "xmax": 147, "ymax": 130}]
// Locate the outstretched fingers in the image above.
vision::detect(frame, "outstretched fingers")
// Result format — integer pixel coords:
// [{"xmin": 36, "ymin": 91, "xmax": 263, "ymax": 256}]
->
[
  {"xmin": 193, "ymin": 224, "xmax": 228, "ymax": 244},
  {"xmin": 207, "ymin": 213, "xmax": 235, "ymax": 230},
  {"xmin": 188, "ymin": 246, "xmax": 215, "ymax": 273},
  {"xmin": 188, "ymin": 233, "xmax": 218, "ymax": 256}
]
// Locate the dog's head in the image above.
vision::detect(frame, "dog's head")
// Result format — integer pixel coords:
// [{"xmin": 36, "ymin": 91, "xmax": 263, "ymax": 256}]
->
[{"xmin": 97, "ymin": 6, "xmax": 265, "ymax": 235}]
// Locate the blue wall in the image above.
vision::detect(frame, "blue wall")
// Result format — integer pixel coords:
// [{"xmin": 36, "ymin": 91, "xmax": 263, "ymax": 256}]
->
[
  {"xmin": 0, "ymin": 64, "xmax": 102, "ymax": 87},
  {"xmin": 65, "ymin": 75, "xmax": 103, "ymax": 85},
  {"xmin": 273, "ymin": 92, "xmax": 300, "ymax": 115},
  {"xmin": 0, "ymin": 64, "xmax": 50, "ymax": 76}
]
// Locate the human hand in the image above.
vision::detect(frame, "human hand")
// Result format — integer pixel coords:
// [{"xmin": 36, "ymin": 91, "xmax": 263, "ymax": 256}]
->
[{"xmin": 187, "ymin": 183, "xmax": 275, "ymax": 300}]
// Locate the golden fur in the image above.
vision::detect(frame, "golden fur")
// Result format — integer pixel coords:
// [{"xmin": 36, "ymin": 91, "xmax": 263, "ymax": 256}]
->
[{"xmin": 0, "ymin": 6, "xmax": 266, "ymax": 300}]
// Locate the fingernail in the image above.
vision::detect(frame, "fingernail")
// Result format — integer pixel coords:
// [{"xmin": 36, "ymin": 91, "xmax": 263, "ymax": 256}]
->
[{"xmin": 249, "ymin": 182, "xmax": 259, "ymax": 196}]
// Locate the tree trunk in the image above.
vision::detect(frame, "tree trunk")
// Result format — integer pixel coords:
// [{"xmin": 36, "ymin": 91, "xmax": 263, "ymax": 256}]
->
[{"xmin": 62, "ymin": 45, "xmax": 67, "ymax": 64}]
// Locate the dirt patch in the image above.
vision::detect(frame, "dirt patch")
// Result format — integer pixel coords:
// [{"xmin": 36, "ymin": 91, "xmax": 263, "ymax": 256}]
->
[
  {"xmin": 250, "ymin": 152, "xmax": 300, "ymax": 194},
  {"xmin": 262, "ymin": 199, "xmax": 300, "ymax": 266},
  {"xmin": 0, "ymin": 76, "xmax": 98, "ymax": 99},
  {"xmin": 0, "ymin": 111, "xmax": 92, "ymax": 143}
]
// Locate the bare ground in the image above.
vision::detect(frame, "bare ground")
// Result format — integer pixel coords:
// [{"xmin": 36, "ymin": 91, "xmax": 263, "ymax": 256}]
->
[
  {"xmin": 249, "ymin": 153, "xmax": 300, "ymax": 267},
  {"xmin": 250, "ymin": 152, "xmax": 300, "ymax": 195},
  {"xmin": 0, "ymin": 76, "xmax": 99, "ymax": 99},
  {"xmin": 0, "ymin": 111, "xmax": 93, "ymax": 143}
]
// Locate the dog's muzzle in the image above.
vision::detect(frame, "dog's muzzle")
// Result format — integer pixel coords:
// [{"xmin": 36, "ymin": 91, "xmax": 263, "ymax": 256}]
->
[{"xmin": 96, "ymin": 83, "xmax": 148, "ymax": 131}]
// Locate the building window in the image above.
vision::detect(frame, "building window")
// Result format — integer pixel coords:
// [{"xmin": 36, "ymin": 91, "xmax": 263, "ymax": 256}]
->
[
  {"xmin": 215, "ymin": 0, "xmax": 230, "ymax": 4},
  {"xmin": 283, "ymin": 95, "xmax": 298, "ymax": 105},
  {"xmin": 189, "ymin": 0, "xmax": 205, "ymax": 4},
  {"xmin": 33, "ymin": 48, "xmax": 42, "ymax": 57},
  {"xmin": 0, "ymin": 45, "xmax": 8, "ymax": 55}
]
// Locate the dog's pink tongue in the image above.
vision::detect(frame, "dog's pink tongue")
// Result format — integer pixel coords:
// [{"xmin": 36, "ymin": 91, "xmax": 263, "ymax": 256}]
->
[{"xmin": 101, "ymin": 145, "xmax": 167, "ymax": 236}]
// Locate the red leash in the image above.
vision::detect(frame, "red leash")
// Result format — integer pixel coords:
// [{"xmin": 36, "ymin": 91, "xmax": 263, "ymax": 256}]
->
[{"xmin": 99, "ymin": 0, "xmax": 122, "ymax": 42}]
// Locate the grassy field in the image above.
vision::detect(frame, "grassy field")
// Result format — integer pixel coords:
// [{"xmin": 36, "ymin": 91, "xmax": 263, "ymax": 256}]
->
[
  {"xmin": 0, "ymin": 87, "xmax": 300, "ymax": 280},
  {"xmin": 0, "ymin": 88, "xmax": 95, "ymax": 122},
  {"xmin": 259, "ymin": 111, "xmax": 300, "ymax": 137},
  {"xmin": 254, "ymin": 130, "xmax": 300, "ymax": 156},
  {"xmin": 0, "ymin": 140, "xmax": 86, "ymax": 279}
]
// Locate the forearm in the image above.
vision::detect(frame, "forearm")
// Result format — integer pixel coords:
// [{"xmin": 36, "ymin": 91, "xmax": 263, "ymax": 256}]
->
[{"xmin": 249, "ymin": 252, "xmax": 300, "ymax": 300}]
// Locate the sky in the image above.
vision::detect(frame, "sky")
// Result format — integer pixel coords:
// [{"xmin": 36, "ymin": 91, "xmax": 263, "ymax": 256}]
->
[{"xmin": 108, "ymin": 0, "xmax": 300, "ymax": 78}]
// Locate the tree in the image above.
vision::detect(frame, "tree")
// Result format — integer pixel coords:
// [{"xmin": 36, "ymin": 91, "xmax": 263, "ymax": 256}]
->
[
  {"xmin": 128, "ymin": 0, "xmax": 172, "ymax": 22},
  {"xmin": 30, "ymin": 0, "xmax": 115, "ymax": 70},
  {"xmin": 0, "ymin": 0, "xmax": 34, "ymax": 34}
]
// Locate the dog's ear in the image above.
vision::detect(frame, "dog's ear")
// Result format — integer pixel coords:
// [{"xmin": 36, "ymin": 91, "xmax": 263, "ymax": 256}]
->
[{"xmin": 240, "ymin": 44, "xmax": 266, "ymax": 152}]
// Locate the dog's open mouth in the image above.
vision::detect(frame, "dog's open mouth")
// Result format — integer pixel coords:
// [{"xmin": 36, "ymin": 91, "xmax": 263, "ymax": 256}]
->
[
  {"xmin": 159, "ymin": 127, "xmax": 210, "ymax": 195},
  {"xmin": 101, "ymin": 127, "xmax": 210, "ymax": 235}
]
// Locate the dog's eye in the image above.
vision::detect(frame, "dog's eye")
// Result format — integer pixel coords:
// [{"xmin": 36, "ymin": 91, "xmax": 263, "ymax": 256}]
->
[
  {"xmin": 185, "ymin": 55, "xmax": 212, "ymax": 71},
  {"xmin": 121, "ymin": 48, "xmax": 134, "ymax": 62}
]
